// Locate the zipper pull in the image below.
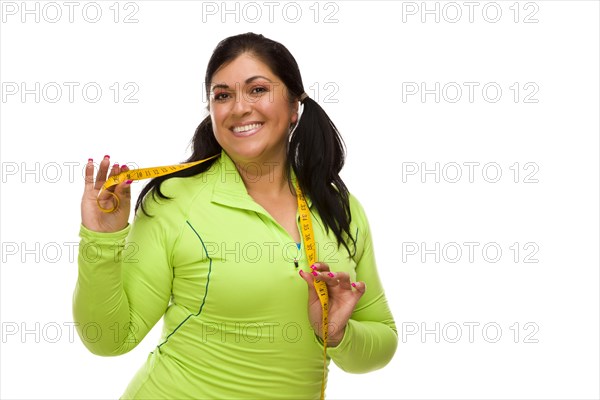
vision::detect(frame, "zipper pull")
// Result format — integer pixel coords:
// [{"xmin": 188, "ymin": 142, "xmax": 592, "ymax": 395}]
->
[{"xmin": 294, "ymin": 258, "xmax": 299, "ymax": 268}]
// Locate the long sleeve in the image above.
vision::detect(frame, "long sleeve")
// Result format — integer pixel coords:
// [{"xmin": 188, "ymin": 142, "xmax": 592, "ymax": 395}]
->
[
  {"xmin": 321, "ymin": 194, "xmax": 398, "ymax": 373},
  {"xmin": 72, "ymin": 153, "xmax": 396, "ymax": 398},
  {"xmin": 72, "ymin": 197, "xmax": 173, "ymax": 356}
]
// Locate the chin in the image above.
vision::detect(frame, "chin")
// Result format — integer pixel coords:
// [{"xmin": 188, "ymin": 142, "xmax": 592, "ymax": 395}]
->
[{"xmin": 223, "ymin": 144, "xmax": 268, "ymax": 163}]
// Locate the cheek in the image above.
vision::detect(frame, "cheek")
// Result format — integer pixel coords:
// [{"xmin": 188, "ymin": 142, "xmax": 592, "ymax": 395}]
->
[
  {"xmin": 210, "ymin": 107, "xmax": 227, "ymax": 128},
  {"xmin": 262, "ymin": 102, "xmax": 292, "ymax": 124}
]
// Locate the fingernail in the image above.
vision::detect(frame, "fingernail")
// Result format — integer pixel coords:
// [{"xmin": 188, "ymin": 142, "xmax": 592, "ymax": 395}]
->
[
  {"xmin": 311, "ymin": 271, "xmax": 318, "ymax": 277},
  {"xmin": 88, "ymin": 158, "xmax": 93, "ymax": 163},
  {"xmin": 125, "ymin": 179, "xmax": 133, "ymax": 184},
  {"xmin": 113, "ymin": 163, "xmax": 119, "ymax": 168},
  {"xmin": 327, "ymin": 273, "xmax": 335, "ymax": 277},
  {"xmin": 310, "ymin": 264, "xmax": 317, "ymax": 270},
  {"xmin": 298, "ymin": 270, "xmax": 304, "ymax": 277},
  {"xmin": 351, "ymin": 282, "xmax": 357, "ymax": 288},
  {"xmin": 104, "ymin": 155, "xmax": 110, "ymax": 159}
]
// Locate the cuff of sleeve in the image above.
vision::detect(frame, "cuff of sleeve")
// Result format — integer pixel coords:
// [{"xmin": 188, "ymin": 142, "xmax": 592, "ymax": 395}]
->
[
  {"xmin": 315, "ymin": 319, "xmax": 355, "ymax": 356},
  {"xmin": 79, "ymin": 223, "xmax": 130, "ymax": 244}
]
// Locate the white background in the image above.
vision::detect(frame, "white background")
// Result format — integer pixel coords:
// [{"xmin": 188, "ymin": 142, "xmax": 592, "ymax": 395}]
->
[{"xmin": 1, "ymin": 1, "xmax": 599, "ymax": 399}]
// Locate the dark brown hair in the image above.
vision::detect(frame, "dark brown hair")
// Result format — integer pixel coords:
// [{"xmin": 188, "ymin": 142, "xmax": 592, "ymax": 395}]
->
[{"xmin": 135, "ymin": 33, "xmax": 356, "ymax": 257}]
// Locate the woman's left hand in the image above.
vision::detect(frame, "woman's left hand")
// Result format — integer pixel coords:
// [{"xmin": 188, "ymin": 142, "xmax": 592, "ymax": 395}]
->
[{"xmin": 299, "ymin": 262, "xmax": 366, "ymax": 347}]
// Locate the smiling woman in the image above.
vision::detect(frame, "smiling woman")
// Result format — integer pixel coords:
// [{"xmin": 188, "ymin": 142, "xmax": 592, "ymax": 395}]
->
[
  {"xmin": 73, "ymin": 32, "xmax": 398, "ymax": 399},
  {"xmin": 210, "ymin": 54, "xmax": 299, "ymax": 185}
]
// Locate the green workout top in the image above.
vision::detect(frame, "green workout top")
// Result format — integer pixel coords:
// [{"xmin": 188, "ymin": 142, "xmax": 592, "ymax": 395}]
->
[{"xmin": 73, "ymin": 150, "xmax": 398, "ymax": 399}]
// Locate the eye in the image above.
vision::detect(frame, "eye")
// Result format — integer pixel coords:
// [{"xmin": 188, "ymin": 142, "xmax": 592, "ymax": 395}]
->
[
  {"xmin": 250, "ymin": 86, "xmax": 268, "ymax": 95},
  {"xmin": 212, "ymin": 92, "xmax": 230, "ymax": 102}
]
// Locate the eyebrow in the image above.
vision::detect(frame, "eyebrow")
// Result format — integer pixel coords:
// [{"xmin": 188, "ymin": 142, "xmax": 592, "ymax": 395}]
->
[{"xmin": 210, "ymin": 75, "xmax": 273, "ymax": 91}]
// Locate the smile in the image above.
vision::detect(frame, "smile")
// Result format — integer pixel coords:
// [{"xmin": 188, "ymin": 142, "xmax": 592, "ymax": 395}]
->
[{"xmin": 231, "ymin": 122, "xmax": 264, "ymax": 137}]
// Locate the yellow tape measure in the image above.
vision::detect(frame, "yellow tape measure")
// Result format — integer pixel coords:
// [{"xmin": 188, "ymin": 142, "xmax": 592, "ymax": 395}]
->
[
  {"xmin": 296, "ymin": 184, "xmax": 329, "ymax": 400},
  {"xmin": 97, "ymin": 154, "xmax": 330, "ymax": 399},
  {"xmin": 97, "ymin": 154, "xmax": 220, "ymax": 213}
]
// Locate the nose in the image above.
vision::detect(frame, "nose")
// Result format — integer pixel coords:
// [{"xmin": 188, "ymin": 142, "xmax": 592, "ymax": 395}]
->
[{"xmin": 230, "ymin": 87, "xmax": 253, "ymax": 117}]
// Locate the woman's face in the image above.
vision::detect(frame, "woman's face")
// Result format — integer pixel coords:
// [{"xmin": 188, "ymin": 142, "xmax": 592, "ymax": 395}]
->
[{"xmin": 209, "ymin": 52, "xmax": 299, "ymax": 166}]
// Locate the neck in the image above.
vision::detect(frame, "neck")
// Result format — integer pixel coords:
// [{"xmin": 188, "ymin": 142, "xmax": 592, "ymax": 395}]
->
[{"xmin": 234, "ymin": 154, "xmax": 294, "ymax": 198}]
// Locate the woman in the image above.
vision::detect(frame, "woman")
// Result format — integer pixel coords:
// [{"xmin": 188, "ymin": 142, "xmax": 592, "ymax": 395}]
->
[{"xmin": 74, "ymin": 32, "xmax": 397, "ymax": 399}]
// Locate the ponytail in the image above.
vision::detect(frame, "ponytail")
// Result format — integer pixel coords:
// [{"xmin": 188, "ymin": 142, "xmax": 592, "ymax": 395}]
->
[{"xmin": 288, "ymin": 96, "xmax": 356, "ymax": 258}]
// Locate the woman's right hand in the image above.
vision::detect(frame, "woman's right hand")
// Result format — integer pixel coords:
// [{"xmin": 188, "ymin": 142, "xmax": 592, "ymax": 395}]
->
[{"xmin": 81, "ymin": 155, "xmax": 132, "ymax": 233}]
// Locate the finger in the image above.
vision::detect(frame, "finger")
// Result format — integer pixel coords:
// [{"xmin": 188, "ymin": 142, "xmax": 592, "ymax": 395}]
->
[
  {"xmin": 103, "ymin": 162, "xmax": 122, "ymax": 193},
  {"xmin": 114, "ymin": 176, "xmax": 133, "ymax": 205},
  {"xmin": 84, "ymin": 158, "xmax": 95, "ymax": 191},
  {"xmin": 96, "ymin": 164, "xmax": 129, "ymax": 214},
  {"xmin": 311, "ymin": 270, "xmax": 340, "ymax": 288},
  {"xmin": 298, "ymin": 270, "xmax": 320, "ymax": 303},
  {"xmin": 351, "ymin": 281, "xmax": 367, "ymax": 295},
  {"xmin": 310, "ymin": 262, "xmax": 330, "ymax": 273},
  {"xmin": 325, "ymin": 271, "xmax": 352, "ymax": 290},
  {"xmin": 299, "ymin": 268, "xmax": 314, "ymax": 284},
  {"xmin": 108, "ymin": 162, "xmax": 120, "ymax": 179},
  {"xmin": 117, "ymin": 164, "xmax": 132, "ymax": 195},
  {"xmin": 94, "ymin": 155, "xmax": 111, "ymax": 191}
]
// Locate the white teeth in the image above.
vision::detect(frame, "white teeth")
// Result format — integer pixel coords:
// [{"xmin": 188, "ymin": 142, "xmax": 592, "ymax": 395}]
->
[{"xmin": 232, "ymin": 123, "xmax": 262, "ymax": 133}]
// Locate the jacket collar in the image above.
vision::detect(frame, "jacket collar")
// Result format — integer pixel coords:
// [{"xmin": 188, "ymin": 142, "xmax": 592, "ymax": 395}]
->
[{"xmin": 210, "ymin": 149, "xmax": 312, "ymax": 212}]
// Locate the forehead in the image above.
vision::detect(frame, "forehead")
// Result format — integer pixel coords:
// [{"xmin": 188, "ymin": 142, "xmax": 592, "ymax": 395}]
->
[{"xmin": 211, "ymin": 53, "xmax": 276, "ymax": 87}]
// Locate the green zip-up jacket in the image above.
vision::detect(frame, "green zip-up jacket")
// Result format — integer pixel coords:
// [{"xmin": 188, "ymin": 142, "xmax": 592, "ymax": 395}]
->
[{"xmin": 73, "ymin": 150, "xmax": 397, "ymax": 399}]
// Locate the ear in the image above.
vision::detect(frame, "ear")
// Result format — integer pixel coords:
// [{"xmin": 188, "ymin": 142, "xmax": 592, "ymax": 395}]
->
[{"xmin": 290, "ymin": 100, "xmax": 300, "ymax": 125}]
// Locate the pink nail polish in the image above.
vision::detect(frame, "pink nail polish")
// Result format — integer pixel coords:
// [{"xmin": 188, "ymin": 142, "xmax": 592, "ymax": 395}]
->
[
  {"xmin": 327, "ymin": 273, "xmax": 334, "ymax": 277},
  {"xmin": 310, "ymin": 264, "xmax": 317, "ymax": 270},
  {"xmin": 88, "ymin": 158, "xmax": 93, "ymax": 163},
  {"xmin": 104, "ymin": 155, "xmax": 110, "ymax": 159},
  {"xmin": 351, "ymin": 282, "xmax": 357, "ymax": 288},
  {"xmin": 298, "ymin": 270, "xmax": 304, "ymax": 277},
  {"xmin": 113, "ymin": 163, "xmax": 119, "ymax": 168},
  {"xmin": 311, "ymin": 271, "xmax": 318, "ymax": 277},
  {"xmin": 125, "ymin": 179, "xmax": 133, "ymax": 184}
]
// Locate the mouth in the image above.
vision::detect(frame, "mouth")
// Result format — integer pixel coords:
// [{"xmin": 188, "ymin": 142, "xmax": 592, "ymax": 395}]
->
[{"xmin": 230, "ymin": 122, "xmax": 264, "ymax": 137}]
